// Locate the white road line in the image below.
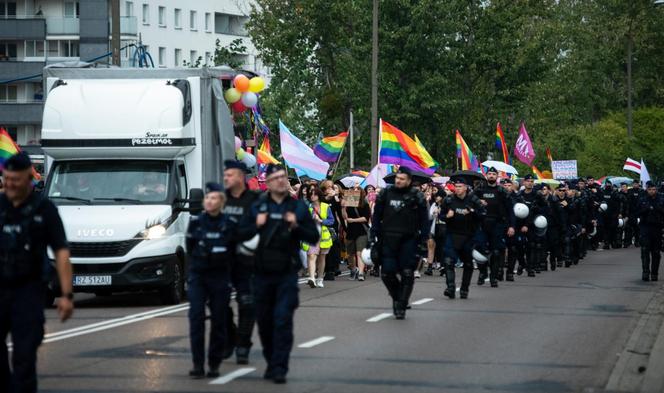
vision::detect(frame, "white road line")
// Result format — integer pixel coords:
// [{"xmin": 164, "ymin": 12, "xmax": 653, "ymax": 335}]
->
[
  {"xmin": 411, "ymin": 298, "xmax": 434, "ymax": 306},
  {"xmin": 209, "ymin": 367, "xmax": 256, "ymax": 385},
  {"xmin": 366, "ymin": 312, "xmax": 393, "ymax": 322},
  {"xmin": 297, "ymin": 336, "xmax": 335, "ymax": 348}
]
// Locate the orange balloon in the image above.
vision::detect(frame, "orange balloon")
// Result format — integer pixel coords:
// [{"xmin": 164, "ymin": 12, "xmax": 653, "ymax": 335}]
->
[{"xmin": 234, "ymin": 75, "xmax": 250, "ymax": 92}]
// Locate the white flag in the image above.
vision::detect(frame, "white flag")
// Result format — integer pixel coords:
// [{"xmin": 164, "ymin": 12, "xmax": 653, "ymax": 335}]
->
[
  {"xmin": 640, "ymin": 159, "xmax": 651, "ymax": 184},
  {"xmin": 623, "ymin": 158, "xmax": 641, "ymax": 174}
]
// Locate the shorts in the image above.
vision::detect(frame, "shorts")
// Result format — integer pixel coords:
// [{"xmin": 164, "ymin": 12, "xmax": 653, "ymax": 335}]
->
[
  {"xmin": 307, "ymin": 242, "xmax": 331, "ymax": 256},
  {"xmin": 345, "ymin": 235, "xmax": 368, "ymax": 255}
]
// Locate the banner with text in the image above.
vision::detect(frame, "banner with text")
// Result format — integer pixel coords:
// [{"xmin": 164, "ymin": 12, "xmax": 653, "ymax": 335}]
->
[{"xmin": 551, "ymin": 160, "xmax": 578, "ymax": 180}]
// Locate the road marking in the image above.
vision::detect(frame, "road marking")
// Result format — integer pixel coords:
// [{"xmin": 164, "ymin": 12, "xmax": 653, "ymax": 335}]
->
[
  {"xmin": 298, "ymin": 336, "xmax": 335, "ymax": 348},
  {"xmin": 366, "ymin": 312, "xmax": 393, "ymax": 322},
  {"xmin": 209, "ymin": 367, "xmax": 256, "ymax": 385},
  {"xmin": 411, "ymin": 298, "xmax": 434, "ymax": 305}
]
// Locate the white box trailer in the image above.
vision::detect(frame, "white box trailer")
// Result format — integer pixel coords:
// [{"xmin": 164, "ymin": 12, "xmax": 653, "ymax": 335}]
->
[{"xmin": 41, "ymin": 67, "xmax": 242, "ymax": 304}]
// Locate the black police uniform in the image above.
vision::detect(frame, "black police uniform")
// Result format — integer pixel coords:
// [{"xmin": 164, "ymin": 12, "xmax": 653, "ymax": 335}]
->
[
  {"xmin": 440, "ymin": 187, "xmax": 486, "ymax": 298},
  {"xmin": 599, "ymin": 184, "xmax": 623, "ymax": 249},
  {"xmin": 576, "ymin": 182, "xmax": 592, "ymax": 258},
  {"xmin": 505, "ymin": 187, "xmax": 522, "ymax": 281},
  {"xmin": 475, "ymin": 177, "xmax": 514, "ymax": 286},
  {"xmin": 544, "ymin": 191, "xmax": 566, "ymax": 271},
  {"xmin": 185, "ymin": 190, "xmax": 236, "ymax": 377},
  {"xmin": 637, "ymin": 187, "xmax": 664, "ymax": 281},
  {"xmin": 1, "ymin": 154, "xmax": 68, "ymax": 393},
  {"xmin": 371, "ymin": 184, "xmax": 429, "ymax": 318},
  {"xmin": 223, "ymin": 184, "xmax": 259, "ymax": 364},
  {"xmin": 625, "ymin": 185, "xmax": 643, "ymax": 247},
  {"xmin": 560, "ymin": 192, "xmax": 584, "ymax": 267},
  {"xmin": 241, "ymin": 185, "xmax": 318, "ymax": 382},
  {"xmin": 516, "ymin": 185, "xmax": 547, "ymax": 276}
]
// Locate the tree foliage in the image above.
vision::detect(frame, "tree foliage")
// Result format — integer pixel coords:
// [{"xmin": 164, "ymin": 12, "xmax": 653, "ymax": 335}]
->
[{"xmin": 247, "ymin": 0, "xmax": 664, "ymax": 175}]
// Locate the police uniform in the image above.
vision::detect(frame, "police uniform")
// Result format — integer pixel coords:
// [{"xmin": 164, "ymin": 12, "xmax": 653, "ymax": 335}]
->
[
  {"xmin": 625, "ymin": 182, "xmax": 643, "ymax": 247},
  {"xmin": 637, "ymin": 182, "xmax": 663, "ymax": 281},
  {"xmin": 599, "ymin": 181, "xmax": 624, "ymax": 249},
  {"xmin": 222, "ymin": 160, "xmax": 259, "ymax": 364},
  {"xmin": 185, "ymin": 182, "xmax": 235, "ymax": 378},
  {"xmin": 240, "ymin": 164, "xmax": 319, "ymax": 383},
  {"xmin": 1, "ymin": 152, "xmax": 69, "ymax": 393},
  {"xmin": 504, "ymin": 180, "xmax": 522, "ymax": 281},
  {"xmin": 474, "ymin": 168, "xmax": 514, "ymax": 286},
  {"xmin": 543, "ymin": 187, "xmax": 566, "ymax": 271},
  {"xmin": 370, "ymin": 168, "xmax": 429, "ymax": 317},
  {"xmin": 440, "ymin": 178, "xmax": 486, "ymax": 299},
  {"xmin": 516, "ymin": 176, "xmax": 547, "ymax": 277}
]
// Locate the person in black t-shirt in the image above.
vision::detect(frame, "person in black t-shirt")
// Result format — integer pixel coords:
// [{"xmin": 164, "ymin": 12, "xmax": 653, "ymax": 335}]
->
[{"xmin": 342, "ymin": 186, "xmax": 371, "ymax": 281}]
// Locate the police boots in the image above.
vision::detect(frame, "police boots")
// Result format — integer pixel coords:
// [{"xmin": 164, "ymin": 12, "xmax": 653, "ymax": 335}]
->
[{"xmin": 641, "ymin": 248, "xmax": 651, "ymax": 281}]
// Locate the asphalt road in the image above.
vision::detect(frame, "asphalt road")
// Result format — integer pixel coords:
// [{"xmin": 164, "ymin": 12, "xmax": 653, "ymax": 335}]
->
[{"xmin": 32, "ymin": 246, "xmax": 662, "ymax": 393}]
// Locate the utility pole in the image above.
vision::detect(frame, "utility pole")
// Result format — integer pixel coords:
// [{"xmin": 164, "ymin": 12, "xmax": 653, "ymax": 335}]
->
[
  {"xmin": 111, "ymin": 0, "xmax": 121, "ymax": 66},
  {"xmin": 626, "ymin": 32, "xmax": 633, "ymax": 137},
  {"xmin": 370, "ymin": 0, "xmax": 378, "ymax": 166},
  {"xmin": 349, "ymin": 110, "xmax": 354, "ymax": 170}
]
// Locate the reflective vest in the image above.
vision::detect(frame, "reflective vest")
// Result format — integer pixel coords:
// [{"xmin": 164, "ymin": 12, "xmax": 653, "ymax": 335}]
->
[{"xmin": 302, "ymin": 202, "xmax": 333, "ymax": 250}]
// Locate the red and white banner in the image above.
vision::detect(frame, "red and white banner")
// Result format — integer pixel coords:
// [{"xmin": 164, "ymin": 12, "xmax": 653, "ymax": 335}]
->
[{"xmin": 623, "ymin": 158, "xmax": 641, "ymax": 174}]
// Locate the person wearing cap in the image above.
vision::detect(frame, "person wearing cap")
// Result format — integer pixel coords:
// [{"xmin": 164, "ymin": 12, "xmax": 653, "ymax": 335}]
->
[
  {"xmin": 239, "ymin": 164, "xmax": 319, "ymax": 384},
  {"xmin": 370, "ymin": 166, "xmax": 429, "ymax": 318},
  {"xmin": 515, "ymin": 174, "xmax": 548, "ymax": 277},
  {"xmin": 1, "ymin": 152, "xmax": 74, "ymax": 393},
  {"xmin": 599, "ymin": 180, "xmax": 624, "ymax": 250},
  {"xmin": 637, "ymin": 181, "xmax": 664, "ymax": 281},
  {"xmin": 474, "ymin": 167, "xmax": 515, "ymax": 287},
  {"xmin": 222, "ymin": 160, "xmax": 260, "ymax": 365},
  {"xmin": 501, "ymin": 178, "xmax": 522, "ymax": 281},
  {"xmin": 625, "ymin": 180, "xmax": 644, "ymax": 248},
  {"xmin": 439, "ymin": 177, "xmax": 486, "ymax": 299},
  {"xmin": 185, "ymin": 182, "xmax": 235, "ymax": 379},
  {"xmin": 575, "ymin": 178, "xmax": 593, "ymax": 257}
]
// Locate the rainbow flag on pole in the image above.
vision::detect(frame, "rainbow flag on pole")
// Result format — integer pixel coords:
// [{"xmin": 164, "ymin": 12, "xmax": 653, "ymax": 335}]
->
[
  {"xmin": 313, "ymin": 131, "xmax": 348, "ymax": 163},
  {"xmin": 0, "ymin": 127, "xmax": 41, "ymax": 181},
  {"xmin": 455, "ymin": 130, "xmax": 479, "ymax": 171},
  {"xmin": 495, "ymin": 122, "xmax": 510, "ymax": 164},
  {"xmin": 257, "ymin": 137, "xmax": 279, "ymax": 165},
  {"xmin": 532, "ymin": 165, "xmax": 545, "ymax": 180},
  {"xmin": 379, "ymin": 120, "xmax": 436, "ymax": 174}
]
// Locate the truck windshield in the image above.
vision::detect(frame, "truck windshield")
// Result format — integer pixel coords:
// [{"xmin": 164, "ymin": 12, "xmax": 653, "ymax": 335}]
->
[{"xmin": 46, "ymin": 161, "xmax": 171, "ymax": 205}]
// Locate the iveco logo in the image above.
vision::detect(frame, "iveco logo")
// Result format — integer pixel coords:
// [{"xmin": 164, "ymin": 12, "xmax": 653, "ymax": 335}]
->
[{"xmin": 77, "ymin": 229, "xmax": 115, "ymax": 237}]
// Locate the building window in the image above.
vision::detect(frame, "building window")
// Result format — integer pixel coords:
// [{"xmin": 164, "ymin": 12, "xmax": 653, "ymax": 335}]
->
[
  {"xmin": 174, "ymin": 8, "xmax": 181, "ymax": 29},
  {"xmin": 58, "ymin": 40, "xmax": 79, "ymax": 57},
  {"xmin": 158, "ymin": 46, "xmax": 165, "ymax": 66},
  {"xmin": 125, "ymin": 1, "xmax": 133, "ymax": 16},
  {"xmin": 190, "ymin": 50, "xmax": 197, "ymax": 65},
  {"xmin": 189, "ymin": 10, "xmax": 197, "ymax": 30},
  {"xmin": 214, "ymin": 13, "xmax": 249, "ymax": 36},
  {"xmin": 0, "ymin": 42, "xmax": 17, "ymax": 60},
  {"xmin": 174, "ymin": 48, "xmax": 181, "ymax": 66},
  {"xmin": 4, "ymin": 126, "xmax": 17, "ymax": 141},
  {"xmin": 64, "ymin": 1, "xmax": 79, "ymax": 18},
  {"xmin": 141, "ymin": 4, "xmax": 149, "ymax": 24},
  {"xmin": 205, "ymin": 51, "xmax": 211, "ymax": 65},
  {"xmin": 0, "ymin": 2, "xmax": 17, "ymax": 17},
  {"xmin": 205, "ymin": 13, "xmax": 211, "ymax": 32},
  {"xmin": 0, "ymin": 85, "xmax": 18, "ymax": 102},
  {"xmin": 158, "ymin": 6, "xmax": 165, "ymax": 26}
]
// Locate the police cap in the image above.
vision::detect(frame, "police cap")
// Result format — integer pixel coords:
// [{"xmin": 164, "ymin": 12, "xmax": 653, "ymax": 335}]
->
[
  {"xmin": 486, "ymin": 166, "xmax": 498, "ymax": 174},
  {"xmin": 3, "ymin": 151, "xmax": 32, "ymax": 171},
  {"xmin": 452, "ymin": 177, "xmax": 467, "ymax": 185},
  {"xmin": 265, "ymin": 164, "xmax": 286, "ymax": 177},
  {"xmin": 397, "ymin": 166, "xmax": 412, "ymax": 177},
  {"xmin": 523, "ymin": 174, "xmax": 534, "ymax": 181},
  {"xmin": 224, "ymin": 160, "xmax": 250, "ymax": 174},
  {"xmin": 646, "ymin": 181, "xmax": 656, "ymax": 189},
  {"xmin": 205, "ymin": 182, "xmax": 223, "ymax": 193}
]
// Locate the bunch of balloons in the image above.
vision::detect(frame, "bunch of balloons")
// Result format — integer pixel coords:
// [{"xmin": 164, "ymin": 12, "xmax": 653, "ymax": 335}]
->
[
  {"xmin": 224, "ymin": 74, "xmax": 266, "ymax": 113},
  {"xmin": 234, "ymin": 136, "xmax": 257, "ymax": 168}
]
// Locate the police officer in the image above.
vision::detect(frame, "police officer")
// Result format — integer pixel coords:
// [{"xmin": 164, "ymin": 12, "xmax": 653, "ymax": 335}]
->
[
  {"xmin": 550, "ymin": 183, "xmax": 570, "ymax": 269},
  {"xmin": 576, "ymin": 178, "xmax": 592, "ymax": 258},
  {"xmin": 241, "ymin": 164, "xmax": 319, "ymax": 384},
  {"xmin": 475, "ymin": 167, "xmax": 515, "ymax": 287},
  {"xmin": 371, "ymin": 167, "xmax": 429, "ymax": 319},
  {"xmin": 637, "ymin": 181, "xmax": 663, "ymax": 282},
  {"xmin": 625, "ymin": 180, "xmax": 643, "ymax": 248},
  {"xmin": 502, "ymin": 179, "xmax": 521, "ymax": 281},
  {"xmin": 516, "ymin": 175, "xmax": 547, "ymax": 277},
  {"xmin": 222, "ymin": 160, "xmax": 259, "ymax": 365},
  {"xmin": 1, "ymin": 152, "xmax": 74, "ymax": 393},
  {"xmin": 599, "ymin": 180, "xmax": 624, "ymax": 249},
  {"xmin": 440, "ymin": 177, "xmax": 486, "ymax": 299},
  {"xmin": 185, "ymin": 182, "xmax": 235, "ymax": 379}
]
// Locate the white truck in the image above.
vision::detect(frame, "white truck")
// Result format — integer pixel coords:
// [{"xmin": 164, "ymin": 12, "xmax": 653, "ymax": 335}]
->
[{"xmin": 41, "ymin": 67, "xmax": 241, "ymax": 304}]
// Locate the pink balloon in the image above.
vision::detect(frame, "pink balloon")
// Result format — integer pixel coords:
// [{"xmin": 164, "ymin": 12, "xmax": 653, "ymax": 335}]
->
[{"xmin": 234, "ymin": 136, "xmax": 242, "ymax": 150}]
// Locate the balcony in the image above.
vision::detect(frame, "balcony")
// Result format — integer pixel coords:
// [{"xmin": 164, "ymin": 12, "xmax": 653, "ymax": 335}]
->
[
  {"xmin": 46, "ymin": 17, "xmax": 80, "ymax": 35},
  {"xmin": 110, "ymin": 16, "xmax": 138, "ymax": 36},
  {"xmin": 0, "ymin": 101, "xmax": 43, "ymax": 124},
  {"xmin": 0, "ymin": 17, "xmax": 46, "ymax": 40},
  {"xmin": 0, "ymin": 60, "xmax": 45, "ymax": 82}
]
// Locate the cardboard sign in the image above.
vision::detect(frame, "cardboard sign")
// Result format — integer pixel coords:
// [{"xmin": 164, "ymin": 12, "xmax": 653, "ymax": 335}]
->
[
  {"xmin": 343, "ymin": 189, "xmax": 362, "ymax": 208},
  {"xmin": 551, "ymin": 160, "xmax": 578, "ymax": 180}
]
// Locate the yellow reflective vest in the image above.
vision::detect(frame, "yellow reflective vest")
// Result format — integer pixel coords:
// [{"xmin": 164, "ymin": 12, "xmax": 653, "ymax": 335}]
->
[{"xmin": 302, "ymin": 202, "xmax": 333, "ymax": 251}]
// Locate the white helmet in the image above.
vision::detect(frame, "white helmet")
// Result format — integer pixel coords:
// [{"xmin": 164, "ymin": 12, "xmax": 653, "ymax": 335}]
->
[
  {"xmin": 618, "ymin": 218, "xmax": 625, "ymax": 228},
  {"xmin": 599, "ymin": 203, "xmax": 608, "ymax": 212},
  {"xmin": 534, "ymin": 215, "xmax": 548, "ymax": 229},
  {"xmin": 589, "ymin": 226, "xmax": 597, "ymax": 237},
  {"xmin": 236, "ymin": 235, "xmax": 260, "ymax": 256},
  {"xmin": 361, "ymin": 248, "xmax": 374, "ymax": 267},
  {"xmin": 513, "ymin": 203, "xmax": 529, "ymax": 219},
  {"xmin": 472, "ymin": 249, "xmax": 489, "ymax": 263}
]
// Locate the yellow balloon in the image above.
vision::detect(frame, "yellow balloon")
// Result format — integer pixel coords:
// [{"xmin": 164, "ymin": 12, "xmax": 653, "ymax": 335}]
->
[{"xmin": 249, "ymin": 77, "xmax": 265, "ymax": 93}]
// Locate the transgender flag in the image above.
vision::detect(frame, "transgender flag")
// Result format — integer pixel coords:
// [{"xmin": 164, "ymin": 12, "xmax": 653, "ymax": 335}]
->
[{"xmin": 279, "ymin": 120, "xmax": 329, "ymax": 180}]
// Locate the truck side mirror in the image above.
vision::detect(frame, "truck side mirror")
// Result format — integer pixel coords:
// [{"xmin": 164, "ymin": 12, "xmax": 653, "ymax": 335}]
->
[{"xmin": 189, "ymin": 188, "xmax": 204, "ymax": 215}]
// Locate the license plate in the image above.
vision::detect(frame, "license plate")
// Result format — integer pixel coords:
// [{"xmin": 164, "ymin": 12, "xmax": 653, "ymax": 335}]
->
[{"xmin": 73, "ymin": 275, "xmax": 112, "ymax": 286}]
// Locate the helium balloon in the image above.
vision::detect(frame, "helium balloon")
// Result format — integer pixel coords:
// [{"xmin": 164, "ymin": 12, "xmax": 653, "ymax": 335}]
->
[
  {"xmin": 224, "ymin": 88, "xmax": 242, "ymax": 104},
  {"xmin": 241, "ymin": 92, "xmax": 258, "ymax": 108},
  {"xmin": 233, "ymin": 74, "xmax": 250, "ymax": 92},
  {"xmin": 234, "ymin": 136, "xmax": 242, "ymax": 150},
  {"xmin": 231, "ymin": 101, "xmax": 247, "ymax": 113},
  {"xmin": 249, "ymin": 77, "xmax": 265, "ymax": 93},
  {"xmin": 240, "ymin": 151, "xmax": 257, "ymax": 168}
]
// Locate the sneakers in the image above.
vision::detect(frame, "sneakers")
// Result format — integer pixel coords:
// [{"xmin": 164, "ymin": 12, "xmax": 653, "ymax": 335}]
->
[
  {"xmin": 316, "ymin": 278, "xmax": 324, "ymax": 288},
  {"xmin": 424, "ymin": 266, "xmax": 434, "ymax": 276},
  {"xmin": 349, "ymin": 268, "xmax": 358, "ymax": 280},
  {"xmin": 414, "ymin": 270, "xmax": 421, "ymax": 279},
  {"xmin": 357, "ymin": 273, "xmax": 365, "ymax": 281},
  {"xmin": 307, "ymin": 278, "xmax": 316, "ymax": 288}
]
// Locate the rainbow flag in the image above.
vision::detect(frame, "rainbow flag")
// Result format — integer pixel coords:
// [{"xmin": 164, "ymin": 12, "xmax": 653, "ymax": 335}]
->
[
  {"xmin": 414, "ymin": 134, "xmax": 439, "ymax": 169},
  {"xmin": 495, "ymin": 122, "xmax": 510, "ymax": 164},
  {"xmin": 379, "ymin": 120, "xmax": 436, "ymax": 174},
  {"xmin": 0, "ymin": 128, "xmax": 41, "ymax": 181},
  {"xmin": 532, "ymin": 165, "xmax": 544, "ymax": 180},
  {"xmin": 313, "ymin": 131, "xmax": 348, "ymax": 163},
  {"xmin": 455, "ymin": 130, "xmax": 479, "ymax": 171},
  {"xmin": 352, "ymin": 170, "xmax": 369, "ymax": 177},
  {"xmin": 546, "ymin": 147, "xmax": 553, "ymax": 162},
  {"xmin": 257, "ymin": 137, "xmax": 280, "ymax": 165}
]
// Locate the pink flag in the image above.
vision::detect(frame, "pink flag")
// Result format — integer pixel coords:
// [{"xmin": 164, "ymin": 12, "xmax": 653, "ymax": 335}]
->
[{"xmin": 513, "ymin": 122, "xmax": 536, "ymax": 166}]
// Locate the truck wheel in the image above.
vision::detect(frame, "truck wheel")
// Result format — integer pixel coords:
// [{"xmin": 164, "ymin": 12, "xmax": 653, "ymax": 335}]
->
[{"xmin": 159, "ymin": 261, "xmax": 184, "ymax": 305}]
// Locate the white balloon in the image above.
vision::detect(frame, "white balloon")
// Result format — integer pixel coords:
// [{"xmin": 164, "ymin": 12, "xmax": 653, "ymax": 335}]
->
[
  {"xmin": 241, "ymin": 92, "xmax": 258, "ymax": 108},
  {"xmin": 240, "ymin": 151, "xmax": 257, "ymax": 168}
]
